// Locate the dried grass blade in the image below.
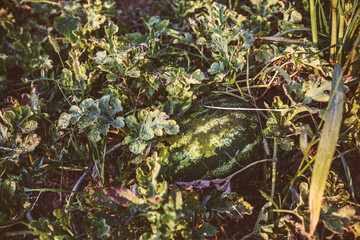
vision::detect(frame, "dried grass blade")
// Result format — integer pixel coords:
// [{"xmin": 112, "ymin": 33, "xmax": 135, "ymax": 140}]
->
[{"xmin": 309, "ymin": 63, "xmax": 344, "ymax": 235}]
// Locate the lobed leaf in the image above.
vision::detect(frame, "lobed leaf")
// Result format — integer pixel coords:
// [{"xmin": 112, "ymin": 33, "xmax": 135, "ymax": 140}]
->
[
  {"xmin": 208, "ymin": 62, "xmax": 224, "ymax": 75},
  {"xmin": 54, "ymin": 16, "xmax": 80, "ymax": 44},
  {"xmin": 129, "ymin": 140, "xmax": 147, "ymax": 155},
  {"xmin": 199, "ymin": 222, "xmax": 217, "ymax": 237}
]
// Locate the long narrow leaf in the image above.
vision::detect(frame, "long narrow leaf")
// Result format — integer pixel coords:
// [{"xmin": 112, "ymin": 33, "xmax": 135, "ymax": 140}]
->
[
  {"xmin": 309, "ymin": 63, "xmax": 344, "ymax": 235},
  {"xmin": 337, "ymin": 149, "xmax": 358, "ymax": 211},
  {"xmin": 24, "ymin": 0, "xmax": 60, "ymax": 6}
]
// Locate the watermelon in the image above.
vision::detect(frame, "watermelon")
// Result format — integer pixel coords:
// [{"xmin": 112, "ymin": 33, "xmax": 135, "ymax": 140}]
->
[{"xmin": 159, "ymin": 99, "xmax": 264, "ymax": 182}]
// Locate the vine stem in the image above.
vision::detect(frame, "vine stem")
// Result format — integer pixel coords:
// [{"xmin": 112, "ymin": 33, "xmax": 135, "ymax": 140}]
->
[
  {"xmin": 225, "ymin": 158, "xmax": 276, "ymax": 181},
  {"xmin": 271, "ymin": 138, "xmax": 278, "ymax": 200}
]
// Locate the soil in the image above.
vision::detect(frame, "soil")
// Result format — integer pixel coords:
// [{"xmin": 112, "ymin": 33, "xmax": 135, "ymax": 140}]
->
[{"xmin": 28, "ymin": 169, "xmax": 89, "ymax": 221}]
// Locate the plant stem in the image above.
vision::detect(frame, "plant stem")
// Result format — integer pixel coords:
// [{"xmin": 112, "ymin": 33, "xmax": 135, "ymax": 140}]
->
[
  {"xmin": 317, "ymin": 0, "xmax": 329, "ymax": 34},
  {"xmin": 343, "ymin": 32, "xmax": 360, "ymax": 74},
  {"xmin": 271, "ymin": 138, "xmax": 278, "ymax": 200},
  {"xmin": 337, "ymin": 14, "xmax": 345, "ymax": 62},
  {"xmin": 310, "ymin": 0, "xmax": 318, "ymax": 47},
  {"xmin": 233, "ymin": 0, "xmax": 240, "ymax": 10},
  {"xmin": 330, "ymin": 0, "xmax": 339, "ymax": 63},
  {"xmin": 4, "ymin": 230, "xmax": 33, "ymax": 237}
]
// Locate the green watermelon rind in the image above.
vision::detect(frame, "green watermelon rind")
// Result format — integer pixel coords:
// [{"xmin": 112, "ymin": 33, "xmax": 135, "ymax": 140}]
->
[{"xmin": 159, "ymin": 101, "xmax": 263, "ymax": 182}]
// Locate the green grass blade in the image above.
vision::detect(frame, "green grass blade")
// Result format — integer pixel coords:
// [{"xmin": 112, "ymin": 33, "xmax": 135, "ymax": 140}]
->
[
  {"xmin": 272, "ymin": 66, "xmax": 292, "ymax": 84},
  {"xmin": 259, "ymin": 190, "xmax": 279, "ymax": 210},
  {"xmin": 317, "ymin": 0, "xmax": 329, "ymax": 34},
  {"xmin": 309, "ymin": 63, "xmax": 344, "ymax": 235},
  {"xmin": 337, "ymin": 149, "xmax": 358, "ymax": 211}
]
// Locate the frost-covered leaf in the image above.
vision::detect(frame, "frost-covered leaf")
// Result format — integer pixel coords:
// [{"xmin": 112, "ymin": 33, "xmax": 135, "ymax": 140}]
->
[
  {"xmin": 290, "ymin": 9, "xmax": 302, "ymax": 23},
  {"xmin": 81, "ymin": 101, "xmax": 100, "ymax": 123},
  {"xmin": 54, "ymin": 16, "xmax": 80, "ymax": 44},
  {"xmin": 80, "ymin": 99, "xmax": 100, "ymax": 121},
  {"xmin": 333, "ymin": 205, "xmax": 356, "ymax": 219},
  {"xmin": 240, "ymin": 29, "xmax": 255, "ymax": 50},
  {"xmin": 125, "ymin": 69, "xmax": 140, "ymax": 78},
  {"xmin": 77, "ymin": 116, "xmax": 94, "ymax": 129},
  {"xmin": 94, "ymin": 51, "xmax": 108, "ymax": 64},
  {"xmin": 211, "ymin": 33, "xmax": 228, "ymax": 54},
  {"xmin": 139, "ymin": 110, "xmax": 179, "ymax": 141},
  {"xmin": 154, "ymin": 128, "xmax": 163, "ymax": 136},
  {"xmin": 63, "ymin": 95, "xmax": 124, "ymax": 142},
  {"xmin": 135, "ymin": 152, "xmax": 168, "ymax": 198},
  {"xmin": 254, "ymin": 45, "xmax": 273, "ymax": 63},
  {"xmin": 140, "ymin": 127, "xmax": 154, "ymax": 141},
  {"xmin": 96, "ymin": 123, "xmax": 110, "ymax": 136},
  {"xmin": 58, "ymin": 113, "xmax": 72, "ymax": 129},
  {"xmin": 105, "ymin": 20, "xmax": 118, "ymax": 38},
  {"xmin": 208, "ymin": 62, "xmax": 224, "ymax": 75},
  {"xmin": 146, "ymin": 211, "xmax": 161, "ymax": 223},
  {"xmin": 125, "ymin": 115, "xmax": 139, "ymax": 131},
  {"xmin": 22, "ymin": 120, "xmax": 38, "ymax": 133},
  {"xmin": 215, "ymin": 194, "xmax": 253, "ymax": 218},
  {"xmin": 88, "ymin": 127, "xmax": 102, "ymax": 143},
  {"xmin": 69, "ymin": 105, "xmax": 83, "ymax": 124},
  {"xmin": 303, "ymin": 76, "xmax": 331, "ymax": 104},
  {"xmin": 19, "ymin": 133, "xmax": 40, "ymax": 152},
  {"xmin": 88, "ymin": 123, "xmax": 110, "ymax": 143},
  {"xmin": 79, "ymin": 99, "xmax": 94, "ymax": 109},
  {"xmin": 278, "ymin": 137, "xmax": 295, "ymax": 151},
  {"xmin": 98, "ymin": 95, "xmax": 123, "ymax": 116},
  {"xmin": 121, "ymin": 136, "xmax": 133, "ymax": 145},
  {"xmin": 190, "ymin": 69, "xmax": 205, "ymax": 83},
  {"xmin": 129, "ymin": 140, "xmax": 147, "ymax": 155},
  {"xmin": 113, "ymin": 116, "xmax": 125, "ymax": 128},
  {"xmin": 163, "ymin": 120, "xmax": 179, "ymax": 135},
  {"xmin": 155, "ymin": 19, "xmax": 170, "ymax": 33}
]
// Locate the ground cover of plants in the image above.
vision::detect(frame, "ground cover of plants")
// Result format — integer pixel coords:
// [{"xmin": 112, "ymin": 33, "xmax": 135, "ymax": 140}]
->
[{"xmin": 0, "ymin": 0, "xmax": 360, "ymax": 239}]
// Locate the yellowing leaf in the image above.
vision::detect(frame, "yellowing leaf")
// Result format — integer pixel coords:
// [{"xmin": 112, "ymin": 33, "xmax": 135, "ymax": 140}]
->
[
  {"xmin": 99, "ymin": 187, "xmax": 144, "ymax": 206},
  {"xmin": 19, "ymin": 133, "xmax": 41, "ymax": 152},
  {"xmin": 58, "ymin": 113, "xmax": 72, "ymax": 129},
  {"xmin": 22, "ymin": 120, "xmax": 38, "ymax": 133},
  {"xmin": 309, "ymin": 64, "xmax": 344, "ymax": 235}
]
